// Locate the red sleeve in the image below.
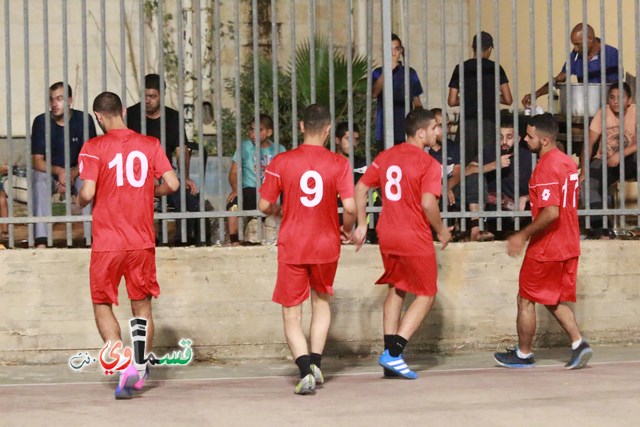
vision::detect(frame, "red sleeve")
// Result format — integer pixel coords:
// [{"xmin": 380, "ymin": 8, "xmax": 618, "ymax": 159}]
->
[
  {"xmin": 421, "ymin": 156, "xmax": 443, "ymax": 198},
  {"xmin": 258, "ymin": 157, "xmax": 282, "ymax": 204},
  {"xmin": 152, "ymin": 138, "xmax": 173, "ymax": 178},
  {"xmin": 336, "ymin": 157, "xmax": 355, "ymax": 199},
  {"xmin": 78, "ymin": 140, "xmax": 100, "ymax": 182},
  {"xmin": 359, "ymin": 156, "xmax": 381, "ymax": 189},
  {"xmin": 531, "ymin": 165, "xmax": 561, "ymax": 208}
]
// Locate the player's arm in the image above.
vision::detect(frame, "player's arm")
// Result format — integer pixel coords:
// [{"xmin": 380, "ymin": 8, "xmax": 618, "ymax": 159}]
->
[
  {"xmin": 447, "ymin": 87, "xmax": 460, "ymax": 107},
  {"xmin": 227, "ymin": 161, "xmax": 239, "ymax": 202},
  {"xmin": 422, "ymin": 192, "xmax": 452, "ymax": 249},
  {"xmin": 78, "ymin": 179, "xmax": 96, "ymax": 208},
  {"xmin": 257, "ymin": 197, "xmax": 280, "ymax": 216},
  {"xmin": 506, "ymin": 205, "xmax": 559, "ymax": 257},
  {"xmin": 341, "ymin": 197, "xmax": 356, "ymax": 236},
  {"xmin": 352, "ymin": 181, "xmax": 371, "ymax": 251},
  {"xmin": 155, "ymin": 169, "xmax": 179, "ymax": 197}
]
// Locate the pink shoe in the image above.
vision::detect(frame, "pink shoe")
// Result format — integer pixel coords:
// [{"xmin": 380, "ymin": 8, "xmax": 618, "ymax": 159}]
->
[
  {"xmin": 133, "ymin": 365, "xmax": 149, "ymax": 391},
  {"xmin": 115, "ymin": 364, "xmax": 138, "ymax": 400}
]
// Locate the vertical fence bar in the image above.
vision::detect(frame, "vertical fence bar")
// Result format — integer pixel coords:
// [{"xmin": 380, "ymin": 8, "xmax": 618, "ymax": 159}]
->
[
  {"xmin": 309, "ymin": 0, "xmax": 316, "ymax": 104},
  {"xmin": 120, "ymin": 0, "xmax": 126, "ymax": 110},
  {"xmin": 43, "ymin": 0, "xmax": 53, "ymax": 247},
  {"xmin": 290, "ymin": 0, "xmax": 298, "ymax": 147},
  {"xmin": 271, "ymin": 0, "xmax": 280, "ymax": 154},
  {"xmin": 4, "ymin": 0, "xmax": 14, "ymax": 246},
  {"xmin": 475, "ymin": 0, "xmax": 484, "ymax": 231},
  {"xmin": 598, "ymin": 0, "xmax": 608, "ymax": 229},
  {"xmin": 494, "ymin": 0, "xmax": 502, "ymax": 231},
  {"xmin": 214, "ymin": 0, "xmax": 224, "ymax": 244},
  {"xmin": 195, "ymin": 0, "xmax": 206, "ymax": 243},
  {"xmin": 82, "ymin": 0, "xmax": 91, "ymax": 246},
  {"xmin": 251, "ymin": 0, "xmax": 263, "ymax": 241},
  {"xmin": 616, "ymin": 0, "xmax": 625, "ymax": 228},
  {"xmin": 328, "ymin": 0, "xmax": 336, "ymax": 151},
  {"xmin": 364, "ymin": 0, "xmax": 373, "ymax": 165},
  {"xmin": 458, "ymin": 0, "xmax": 467, "ymax": 229},
  {"xmin": 62, "ymin": 0, "xmax": 73, "ymax": 246},
  {"xmin": 402, "ymin": 0, "xmax": 410, "ymax": 116},
  {"xmin": 24, "ymin": 0, "xmax": 34, "ymax": 246},
  {"xmin": 422, "ymin": 0, "xmax": 429, "ymax": 108},
  {"xmin": 512, "ymin": 0, "xmax": 520, "ymax": 230},
  {"xmin": 346, "ymin": 0, "xmax": 355, "ymax": 169},
  {"xmin": 381, "ymin": 0, "xmax": 393, "ymax": 150},
  {"xmin": 440, "ymin": 0, "xmax": 448, "ymax": 220},
  {"xmin": 100, "ymin": 0, "xmax": 107, "ymax": 90},
  {"xmin": 232, "ymin": 0, "xmax": 243, "ymax": 240}
]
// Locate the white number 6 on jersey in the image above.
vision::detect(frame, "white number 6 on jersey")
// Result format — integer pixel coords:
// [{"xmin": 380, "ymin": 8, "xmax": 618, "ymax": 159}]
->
[{"xmin": 299, "ymin": 170, "xmax": 323, "ymax": 207}]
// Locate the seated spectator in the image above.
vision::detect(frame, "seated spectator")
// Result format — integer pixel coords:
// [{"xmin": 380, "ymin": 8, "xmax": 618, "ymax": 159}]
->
[
  {"xmin": 580, "ymin": 82, "xmax": 637, "ymax": 238},
  {"xmin": 31, "ymin": 82, "xmax": 97, "ymax": 248},
  {"xmin": 126, "ymin": 73, "xmax": 200, "ymax": 245},
  {"xmin": 0, "ymin": 161, "xmax": 8, "ymax": 239},
  {"xmin": 428, "ymin": 108, "xmax": 461, "ymax": 210},
  {"xmin": 226, "ymin": 114, "xmax": 285, "ymax": 245}
]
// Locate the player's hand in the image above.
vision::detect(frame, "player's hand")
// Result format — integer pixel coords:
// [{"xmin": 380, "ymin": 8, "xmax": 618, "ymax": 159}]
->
[
  {"xmin": 226, "ymin": 190, "xmax": 238, "ymax": 203},
  {"xmin": 271, "ymin": 204, "xmax": 282, "ymax": 217},
  {"xmin": 522, "ymin": 93, "xmax": 532, "ymax": 108},
  {"xmin": 436, "ymin": 226, "xmax": 453, "ymax": 250},
  {"xmin": 500, "ymin": 154, "xmax": 512, "ymax": 168},
  {"xmin": 185, "ymin": 178, "xmax": 198, "ymax": 195},
  {"xmin": 340, "ymin": 225, "xmax": 353, "ymax": 244},
  {"xmin": 352, "ymin": 224, "xmax": 368, "ymax": 252},
  {"xmin": 507, "ymin": 232, "xmax": 527, "ymax": 257},
  {"xmin": 447, "ymin": 189, "xmax": 456, "ymax": 206},
  {"xmin": 607, "ymin": 152, "xmax": 621, "ymax": 167}
]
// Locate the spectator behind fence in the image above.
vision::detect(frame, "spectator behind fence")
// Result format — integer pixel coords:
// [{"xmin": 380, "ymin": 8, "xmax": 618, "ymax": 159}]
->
[
  {"xmin": 0, "ymin": 160, "xmax": 8, "ymax": 239},
  {"xmin": 126, "ymin": 73, "xmax": 200, "ymax": 245},
  {"xmin": 448, "ymin": 31, "xmax": 513, "ymax": 167},
  {"xmin": 225, "ymin": 114, "xmax": 285, "ymax": 245},
  {"xmin": 522, "ymin": 23, "xmax": 619, "ymax": 108},
  {"xmin": 428, "ymin": 108, "xmax": 461, "ymax": 209},
  {"xmin": 580, "ymin": 82, "xmax": 637, "ymax": 238},
  {"xmin": 334, "ymin": 121, "xmax": 366, "ymax": 182},
  {"xmin": 372, "ymin": 33, "xmax": 423, "ymax": 151},
  {"xmin": 31, "ymin": 82, "xmax": 97, "ymax": 248}
]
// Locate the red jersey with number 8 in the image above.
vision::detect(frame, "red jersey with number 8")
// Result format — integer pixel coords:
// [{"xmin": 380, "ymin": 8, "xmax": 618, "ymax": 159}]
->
[
  {"xmin": 259, "ymin": 144, "xmax": 354, "ymax": 264},
  {"xmin": 359, "ymin": 143, "xmax": 442, "ymax": 255},
  {"xmin": 526, "ymin": 147, "xmax": 581, "ymax": 261},
  {"xmin": 79, "ymin": 128, "xmax": 173, "ymax": 252}
]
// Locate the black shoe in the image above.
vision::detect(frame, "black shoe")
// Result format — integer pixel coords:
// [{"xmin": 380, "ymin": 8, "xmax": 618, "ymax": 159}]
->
[
  {"xmin": 493, "ymin": 347, "xmax": 536, "ymax": 368},
  {"xmin": 564, "ymin": 341, "xmax": 593, "ymax": 370}
]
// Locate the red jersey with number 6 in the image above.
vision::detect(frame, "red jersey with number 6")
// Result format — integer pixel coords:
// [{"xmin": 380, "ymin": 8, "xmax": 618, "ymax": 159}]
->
[
  {"xmin": 259, "ymin": 144, "xmax": 354, "ymax": 264},
  {"xmin": 526, "ymin": 147, "xmax": 581, "ymax": 261},
  {"xmin": 359, "ymin": 143, "xmax": 442, "ymax": 255},
  {"xmin": 79, "ymin": 128, "xmax": 173, "ymax": 252}
]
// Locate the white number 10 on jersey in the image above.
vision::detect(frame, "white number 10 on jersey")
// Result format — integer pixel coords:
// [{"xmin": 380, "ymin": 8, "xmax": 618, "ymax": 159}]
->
[{"xmin": 108, "ymin": 151, "xmax": 149, "ymax": 188}]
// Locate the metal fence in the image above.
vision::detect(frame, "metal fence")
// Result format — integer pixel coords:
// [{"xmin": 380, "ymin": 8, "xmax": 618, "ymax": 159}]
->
[{"xmin": 1, "ymin": 0, "xmax": 639, "ymax": 249}]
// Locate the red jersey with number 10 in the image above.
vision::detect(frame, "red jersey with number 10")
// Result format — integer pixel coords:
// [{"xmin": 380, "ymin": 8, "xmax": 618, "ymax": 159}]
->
[
  {"xmin": 526, "ymin": 147, "xmax": 581, "ymax": 261},
  {"xmin": 79, "ymin": 128, "xmax": 173, "ymax": 252},
  {"xmin": 259, "ymin": 144, "xmax": 354, "ymax": 264},
  {"xmin": 359, "ymin": 143, "xmax": 442, "ymax": 255}
]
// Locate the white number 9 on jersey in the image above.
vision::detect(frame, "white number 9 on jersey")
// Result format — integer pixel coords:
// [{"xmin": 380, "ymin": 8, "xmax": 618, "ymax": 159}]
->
[
  {"xmin": 385, "ymin": 165, "xmax": 402, "ymax": 201},
  {"xmin": 299, "ymin": 170, "xmax": 324, "ymax": 207}
]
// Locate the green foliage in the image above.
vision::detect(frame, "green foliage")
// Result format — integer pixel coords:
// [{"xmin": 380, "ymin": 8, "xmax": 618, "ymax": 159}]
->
[{"xmin": 218, "ymin": 36, "xmax": 372, "ymax": 157}]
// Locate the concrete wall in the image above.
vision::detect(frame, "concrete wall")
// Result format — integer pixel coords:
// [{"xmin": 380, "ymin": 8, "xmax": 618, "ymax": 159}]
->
[{"xmin": 1, "ymin": 241, "xmax": 638, "ymax": 365}]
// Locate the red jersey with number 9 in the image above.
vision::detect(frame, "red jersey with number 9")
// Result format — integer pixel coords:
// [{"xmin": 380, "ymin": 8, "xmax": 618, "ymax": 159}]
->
[
  {"xmin": 259, "ymin": 144, "xmax": 354, "ymax": 264},
  {"xmin": 526, "ymin": 147, "xmax": 581, "ymax": 261},
  {"xmin": 359, "ymin": 143, "xmax": 442, "ymax": 255},
  {"xmin": 79, "ymin": 128, "xmax": 173, "ymax": 252}
]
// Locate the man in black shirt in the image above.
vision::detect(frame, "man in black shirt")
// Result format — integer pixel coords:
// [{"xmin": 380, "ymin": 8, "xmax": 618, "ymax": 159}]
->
[{"xmin": 127, "ymin": 74, "xmax": 200, "ymax": 245}]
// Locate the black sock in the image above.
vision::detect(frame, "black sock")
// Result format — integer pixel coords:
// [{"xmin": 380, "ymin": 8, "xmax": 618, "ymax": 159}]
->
[
  {"xmin": 310, "ymin": 352, "xmax": 322, "ymax": 369},
  {"xmin": 384, "ymin": 335, "xmax": 395, "ymax": 351},
  {"xmin": 295, "ymin": 355, "xmax": 312, "ymax": 378},
  {"xmin": 388, "ymin": 335, "xmax": 408, "ymax": 357},
  {"xmin": 230, "ymin": 233, "xmax": 239, "ymax": 243}
]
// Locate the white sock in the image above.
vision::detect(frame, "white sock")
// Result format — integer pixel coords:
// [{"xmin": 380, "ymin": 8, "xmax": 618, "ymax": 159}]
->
[
  {"xmin": 134, "ymin": 362, "xmax": 147, "ymax": 379},
  {"xmin": 571, "ymin": 338, "xmax": 583, "ymax": 350},
  {"xmin": 516, "ymin": 348, "xmax": 532, "ymax": 359}
]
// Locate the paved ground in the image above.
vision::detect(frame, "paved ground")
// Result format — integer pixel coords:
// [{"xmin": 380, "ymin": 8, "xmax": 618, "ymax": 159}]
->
[{"xmin": 1, "ymin": 345, "xmax": 638, "ymax": 426}]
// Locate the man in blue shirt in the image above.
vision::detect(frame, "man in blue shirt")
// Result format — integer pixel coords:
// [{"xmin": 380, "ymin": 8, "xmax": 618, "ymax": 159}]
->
[
  {"xmin": 522, "ymin": 23, "xmax": 619, "ymax": 108},
  {"xmin": 31, "ymin": 82, "xmax": 97, "ymax": 248},
  {"xmin": 372, "ymin": 33, "xmax": 423, "ymax": 151}
]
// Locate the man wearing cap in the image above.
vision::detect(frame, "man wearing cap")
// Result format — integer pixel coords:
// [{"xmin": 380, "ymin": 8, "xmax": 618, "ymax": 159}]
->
[{"xmin": 447, "ymin": 31, "xmax": 513, "ymax": 241}]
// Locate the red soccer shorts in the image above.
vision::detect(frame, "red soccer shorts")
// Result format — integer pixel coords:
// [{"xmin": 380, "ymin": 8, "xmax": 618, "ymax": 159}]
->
[
  {"xmin": 90, "ymin": 248, "xmax": 160, "ymax": 305},
  {"xmin": 273, "ymin": 261, "xmax": 339, "ymax": 307},
  {"xmin": 519, "ymin": 256, "xmax": 578, "ymax": 305},
  {"xmin": 375, "ymin": 253, "xmax": 438, "ymax": 296}
]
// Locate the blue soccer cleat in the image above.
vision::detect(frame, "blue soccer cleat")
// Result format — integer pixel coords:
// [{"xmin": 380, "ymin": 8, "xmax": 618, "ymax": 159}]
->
[{"xmin": 378, "ymin": 350, "xmax": 418, "ymax": 379}]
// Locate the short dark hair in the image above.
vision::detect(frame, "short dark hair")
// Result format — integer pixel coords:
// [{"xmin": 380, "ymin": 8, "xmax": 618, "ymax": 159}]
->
[
  {"xmin": 472, "ymin": 31, "xmax": 494, "ymax": 52},
  {"xmin": 303, "ymin": 104, "xmax": 331, "ymax": 136},
  {"xmin": 429, "ymin": 107, "xmax": 442, "ymax": 117},
  {"xmin": 335, "ymin": 121, "xmax": 360, "ymax": 139},
  {"xmin": 144, "ymin": 73, "xmax": 166, "ymax": 91},
  {"xmin": 405, "ymin": 109, "xmax": 436, "ymax": 138},
  {"xmin": 608, "ymin": 82, "xmax": 632, "ymax": 99},
  {"xmin": 500, "ymin": 109, "xmax": 514, "ymax": 128},
  {"xmin": 258, "ymin": 113, "xmax": 274, "ymax": 131},
  {"xmin": 391, "ymin": 33, "xmax": 403, "ymax": 46},
  {"xmin": 50, "ymin": 82, "xmax": 72, "ymax": 98},
  {"xmin": 93, "ymin": 92, "xmax": 123, "ymax": 117},
  {"xmin": 528, "ymin": 113, "xmax": 559, "ymax": 141}
]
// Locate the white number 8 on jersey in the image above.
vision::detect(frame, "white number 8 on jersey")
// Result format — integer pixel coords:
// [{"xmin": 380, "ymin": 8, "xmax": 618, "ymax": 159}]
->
[
  {"xmin": 385, "ymin": 165, "xmax": 402, "ymax": 201},
  {"xmin": 299, "ymin": 170, "xmax": 324, "ymax": 207}
]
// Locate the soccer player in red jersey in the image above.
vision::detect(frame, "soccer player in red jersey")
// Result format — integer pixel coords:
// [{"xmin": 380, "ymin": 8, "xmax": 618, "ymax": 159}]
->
[
  {"xmin": 78, "ymin": 92, "xmax": 179, "ymax": 399},
  {"xmin": 352, "ymin": 109, "xmax": 452, "ymax": 379},
  {"xmin": 494, "ymin": 113, "xmax": 592, "ymax": 369},
  {"xmin": 258, "ymin": 104, "xmax": 356, "ymax": 395}
]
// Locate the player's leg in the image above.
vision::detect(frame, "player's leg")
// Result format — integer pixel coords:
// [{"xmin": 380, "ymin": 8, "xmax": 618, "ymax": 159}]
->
[
  {"xmin": 396, "ymin": 295, "xmax": 435, "ymax": 341},
  {"xmin": 273, "ymin": 263, "xmax": 315, "ymax": 394},
  {"xmin": 309, "ymin": 289, "xmax": 330, "ymax": 384},
  {"xmin": 131, "ymin": 297, "xmax": 154, "ymax": 349},
  {"xmin": 516, "ymin": 295, "xmax": 536, "ymax": 353},
  {"xmin": 93, "ymin": 303, "xmax": 122, "ymax": 343}
]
